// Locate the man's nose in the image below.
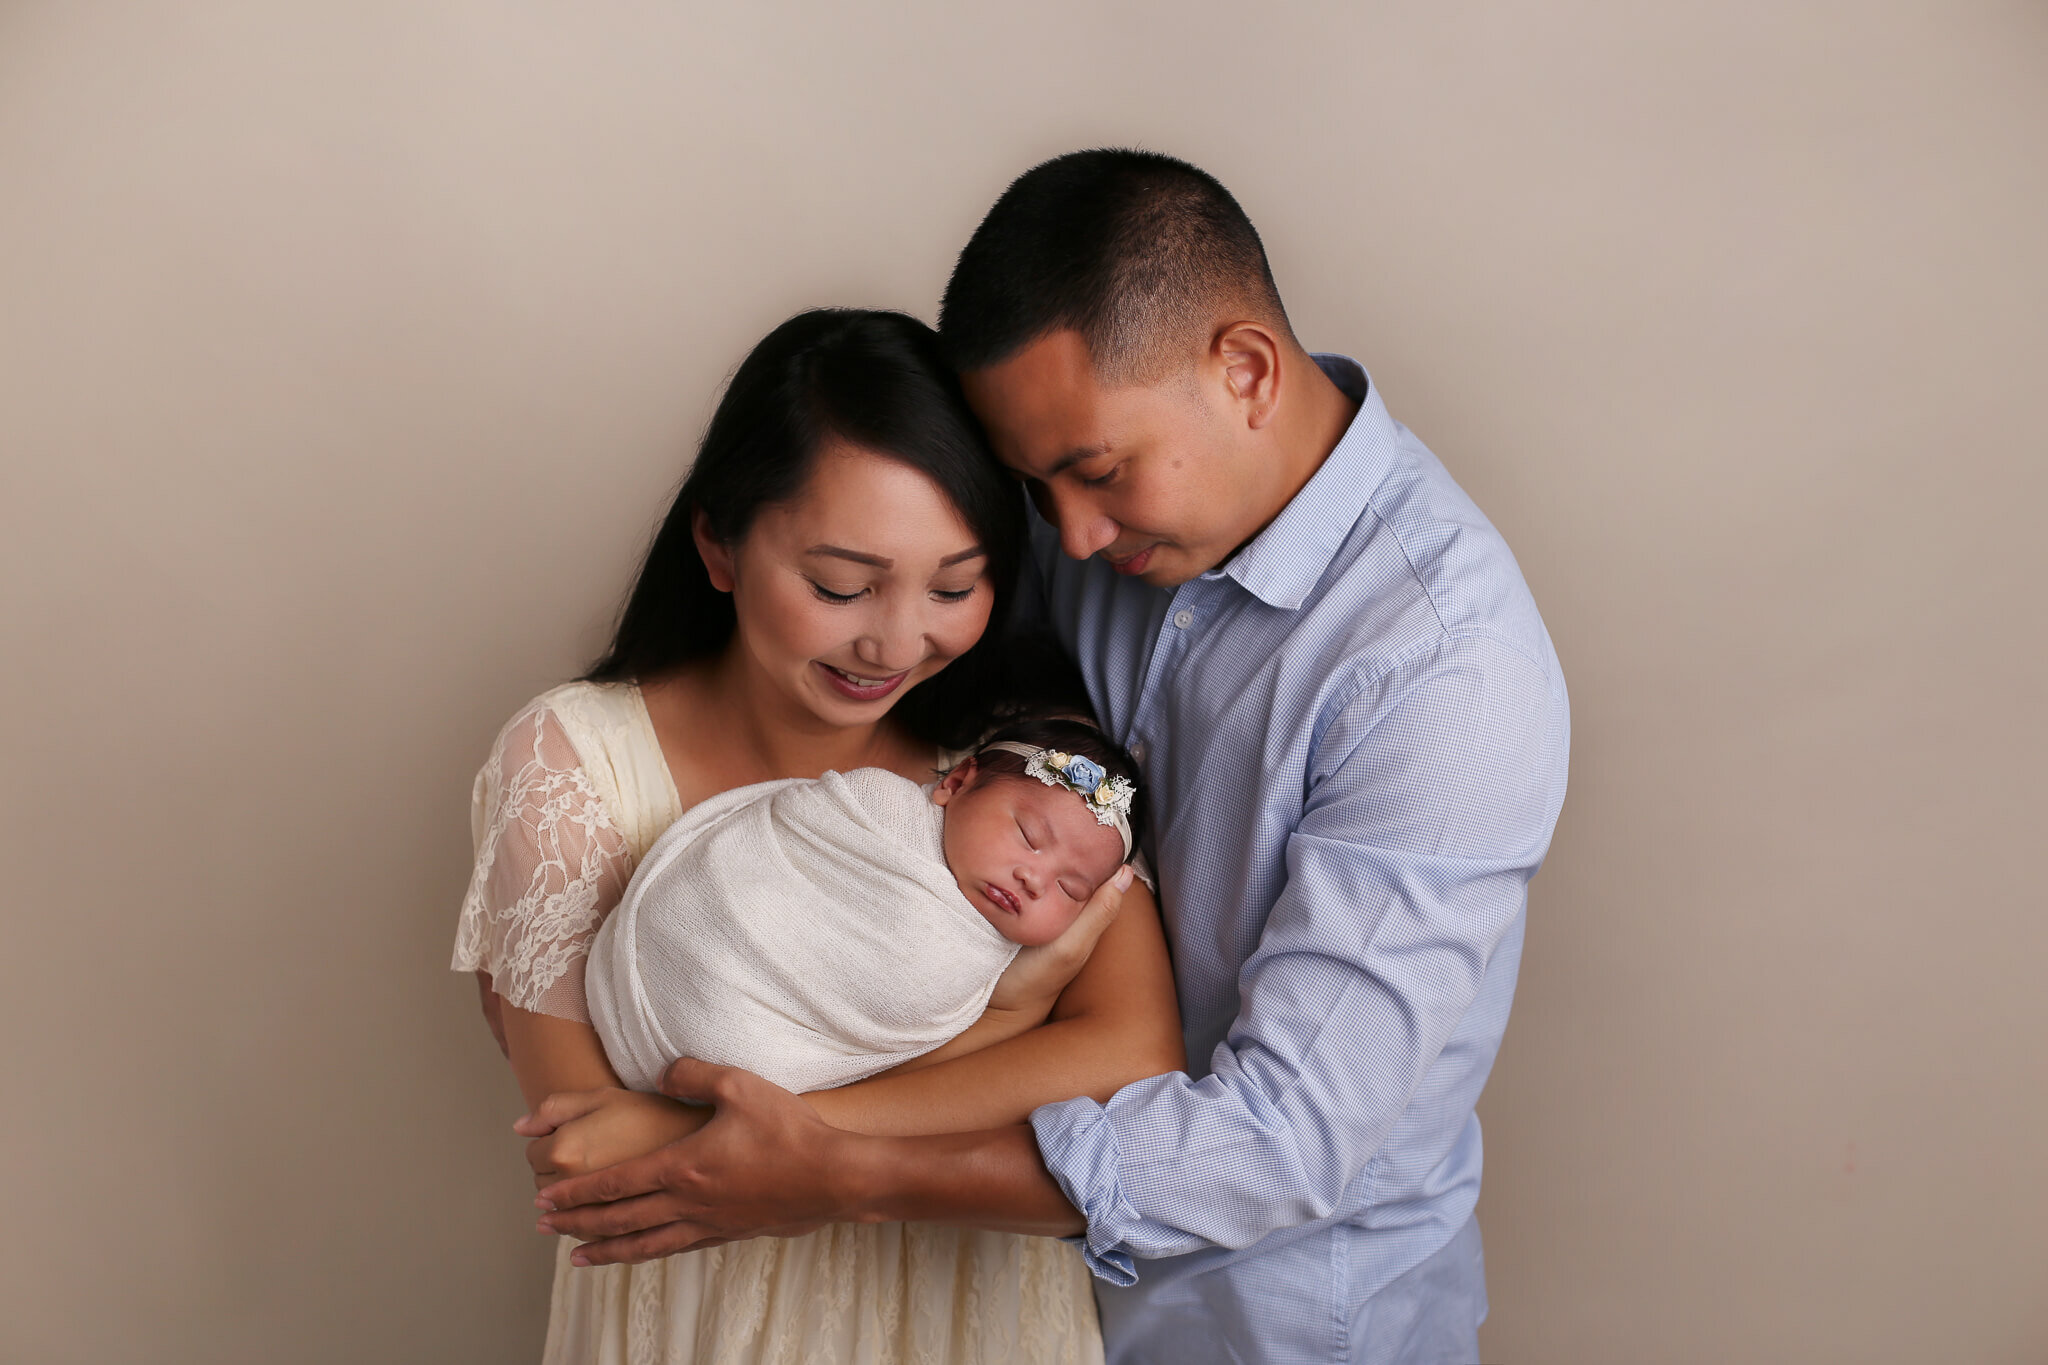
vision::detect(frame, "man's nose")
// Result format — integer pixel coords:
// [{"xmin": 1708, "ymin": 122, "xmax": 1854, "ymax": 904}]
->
[{"xmin": 1041, "ymin": 485, "xmax": 1117, "ymax": 561}]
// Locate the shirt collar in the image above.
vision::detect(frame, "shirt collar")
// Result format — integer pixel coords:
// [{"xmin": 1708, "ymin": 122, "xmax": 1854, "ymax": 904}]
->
[{"xmin": 1205, "ymin": 353, "xmax": 1396, "ymax": 610}]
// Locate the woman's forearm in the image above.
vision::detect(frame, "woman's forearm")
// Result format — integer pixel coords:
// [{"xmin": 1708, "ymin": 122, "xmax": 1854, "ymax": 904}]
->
[
  {"xmin": 810, "ymin": 1010, "xmax": 1181, "ymax": 1135},
  {"xmin": 498, "ymin": 995, "xmax": 623, "ymax": 1110},
  {"xmin": 807, "ymin": 882, "xmax": 1185, "ymax": 1137}
]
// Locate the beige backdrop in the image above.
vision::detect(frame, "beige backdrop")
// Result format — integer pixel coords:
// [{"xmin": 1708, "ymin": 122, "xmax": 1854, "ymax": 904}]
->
[{"xmin": 4, "ymin": 2, "xmax": 2044, "ymax": 1362}]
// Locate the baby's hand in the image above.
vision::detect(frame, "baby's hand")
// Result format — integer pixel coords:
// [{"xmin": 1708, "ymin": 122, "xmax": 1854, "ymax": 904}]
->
[
  {"xmin": 516, "ymin": 1088, "xmax": 710, "ymax": 1190},
  {"xmin": 987, "ymin": 864, "xmax": 1135, "ymax": 1021}
]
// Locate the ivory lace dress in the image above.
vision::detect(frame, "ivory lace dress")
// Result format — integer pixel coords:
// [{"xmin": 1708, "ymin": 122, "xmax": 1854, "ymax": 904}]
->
[{"xmin": 452, "ymin": 682, "xmax": 1103, "ymax": 1365}]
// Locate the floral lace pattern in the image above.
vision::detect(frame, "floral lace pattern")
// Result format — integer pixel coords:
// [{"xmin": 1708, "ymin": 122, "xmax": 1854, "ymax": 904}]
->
[
  {"xmin": 451, "ymin": 699, "xmax": 635, "ymax": 1021},
  {"xmin": 543, "ymin": 1223, "xmax": 1102, "ymax": 1365}
]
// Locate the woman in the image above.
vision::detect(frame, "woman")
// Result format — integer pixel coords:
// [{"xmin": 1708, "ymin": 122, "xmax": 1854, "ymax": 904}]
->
[{"xmin": 452, "ymin": 309, "xmax": 1183, "ymax": 1363}]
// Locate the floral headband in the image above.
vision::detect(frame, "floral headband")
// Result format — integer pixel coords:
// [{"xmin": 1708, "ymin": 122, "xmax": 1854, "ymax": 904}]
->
[{"xmin": 982, "ymin": 741, "xmax": 1137, "ymax": 859}]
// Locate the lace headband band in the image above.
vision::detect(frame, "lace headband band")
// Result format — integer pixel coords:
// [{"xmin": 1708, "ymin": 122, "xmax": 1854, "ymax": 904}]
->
[{"xmin": 981, "ymin": 741, "xmax": 1136, "ymax": 860}]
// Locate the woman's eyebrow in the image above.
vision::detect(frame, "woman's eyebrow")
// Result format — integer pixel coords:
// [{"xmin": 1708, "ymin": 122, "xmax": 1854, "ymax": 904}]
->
[
  {"xmin": 806, "ymin": 545, "xmax": 890, "ymax": 567},
  {"xmin": 803, "ymin": 545, "xmax": 986, "ymax": 568}
]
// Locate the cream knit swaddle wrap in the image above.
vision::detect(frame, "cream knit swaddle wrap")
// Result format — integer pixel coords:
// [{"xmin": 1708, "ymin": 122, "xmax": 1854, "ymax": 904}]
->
[{"xmin": 587, "ymin": 767, "xmax": 1020, "ymax": 1094}]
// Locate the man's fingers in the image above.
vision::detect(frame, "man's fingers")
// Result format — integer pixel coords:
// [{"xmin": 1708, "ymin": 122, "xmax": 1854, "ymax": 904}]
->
[
  {"xmin": 540, "ymin": 1189, "xmax": 690, "ymax": 1242},
  {"xmin": 536, "ymin": 1147, "xmax": 671, "ymax": 1213},
  {"xmin": 657, "ymin": 1056, "xmax": 739, "ymax": 1105},
  {"xmin": 514, "ymin": 1088, "xmax": 612, "ymax": 1137},
  {"xmin": 562, "ymin": 1221, "xmax": 719, "ymax": 1267}
]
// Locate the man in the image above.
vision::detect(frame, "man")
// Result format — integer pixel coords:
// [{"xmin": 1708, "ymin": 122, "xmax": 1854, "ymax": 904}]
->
[{"xmin": 537, "ymin": 150, "xmax": 1570, "ymax": 1362}]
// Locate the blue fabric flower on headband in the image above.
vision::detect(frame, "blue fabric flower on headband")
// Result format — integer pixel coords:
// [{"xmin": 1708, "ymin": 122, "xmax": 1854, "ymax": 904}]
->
[{"xmin": 1060, "ymin": 755, "xmax": 1106, "ymax": 794}]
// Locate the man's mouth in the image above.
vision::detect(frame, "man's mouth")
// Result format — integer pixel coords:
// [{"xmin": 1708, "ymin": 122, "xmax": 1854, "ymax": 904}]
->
[
  {"xmin": 982, "ymin": 883, "xmax": 1021, "ymax": 916},
  {"xmin": 1105, "ymin": 544, "xmax": 1158, "ymax": 577},
  {"xmin": 818, "ymin": 663, "xmax": 910, "ymax": 701}
]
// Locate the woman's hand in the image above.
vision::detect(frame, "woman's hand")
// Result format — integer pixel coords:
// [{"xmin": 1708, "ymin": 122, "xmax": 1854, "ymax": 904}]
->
[
  {"xmin": 986, "ymin": 864, "xmax": 1135, "ymax": 1022},
  {"xmin": 515, "ymin": 1087, "xmax": 711, "ymax": 1189}
]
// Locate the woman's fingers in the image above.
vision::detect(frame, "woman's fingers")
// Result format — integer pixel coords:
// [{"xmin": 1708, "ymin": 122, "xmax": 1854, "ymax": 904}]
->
[
  {"xmin": 514, "ymin": 1088, "xmax": 616, "ymax": 1137},
  {"xmin": 1059, "ymin": 863, "xmax": 1133, "ymax": 959},
  {"xmin": 536, "ymin": 1144, "xmax": 675, "ymax": 1215},
  {"xmin": 987, "ymin": 864, "xmax": 1132, "ymax": 1014}
]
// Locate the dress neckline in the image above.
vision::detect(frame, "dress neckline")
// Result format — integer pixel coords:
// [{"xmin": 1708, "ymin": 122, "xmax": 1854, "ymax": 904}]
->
[{"xmin": 622, "ymin": 681, "xmax": 686, "ymax": 817}]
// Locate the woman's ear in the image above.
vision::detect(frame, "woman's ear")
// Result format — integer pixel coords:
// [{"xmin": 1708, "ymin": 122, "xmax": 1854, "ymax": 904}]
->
[
  {"xmin": 692, "ymin": 507, "xmax": 736, "ymax": 593},
  {"xmin": 930, "ymin": 760, "xmax": 977, "ymax": 807}
]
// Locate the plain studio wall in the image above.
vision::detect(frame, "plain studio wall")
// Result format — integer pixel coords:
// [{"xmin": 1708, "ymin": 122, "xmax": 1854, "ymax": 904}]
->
[{"xmin": 3, "ymin": 2, "xmax": 2044, "ymax": 1361}]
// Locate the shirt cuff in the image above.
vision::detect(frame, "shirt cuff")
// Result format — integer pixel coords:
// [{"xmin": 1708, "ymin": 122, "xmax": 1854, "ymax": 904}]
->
[{"xmin": 1031, "ymin": 1096, "xmax": 1141, "ymax": 1286}]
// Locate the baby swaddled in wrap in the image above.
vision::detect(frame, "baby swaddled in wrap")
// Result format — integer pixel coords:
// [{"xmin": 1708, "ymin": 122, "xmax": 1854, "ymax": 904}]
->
[{"xmin": 587, "ymin": 717, "xmax": 1142, "ymax": 1094}]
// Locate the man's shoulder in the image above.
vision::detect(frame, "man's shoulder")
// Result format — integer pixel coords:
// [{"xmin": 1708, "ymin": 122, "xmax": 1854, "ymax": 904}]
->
[{"xmin": 1329, "ymin": 440, "xmax": 1557, "ymax": 681}]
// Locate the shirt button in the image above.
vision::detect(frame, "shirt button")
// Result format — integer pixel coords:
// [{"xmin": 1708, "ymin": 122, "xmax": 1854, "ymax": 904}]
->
[
  {"xmin": 1172, "ymin": 609, "xmax": 1194, "ymax": 629},
  {"xmin": 1129, "ymin": 740, "xmax": 1148, "ymax": 764}
]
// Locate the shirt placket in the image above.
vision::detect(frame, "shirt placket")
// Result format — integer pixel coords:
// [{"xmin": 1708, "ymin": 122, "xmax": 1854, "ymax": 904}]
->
[{"xmin": 1123, "ymin": 580, "xmax": 1210, "ymax": 775}]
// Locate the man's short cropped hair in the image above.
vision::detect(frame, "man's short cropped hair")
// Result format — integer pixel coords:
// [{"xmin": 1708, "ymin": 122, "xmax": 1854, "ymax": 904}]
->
[{"xmin": 939, "ymin": 149, "xmax": 1291, "ymax": 383}]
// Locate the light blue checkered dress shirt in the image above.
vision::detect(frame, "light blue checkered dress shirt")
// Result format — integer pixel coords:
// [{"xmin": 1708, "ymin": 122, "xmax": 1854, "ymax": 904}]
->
[{"xmin": 1027, "ymin": 355, "xmax": 1570, "ymax": 1364}]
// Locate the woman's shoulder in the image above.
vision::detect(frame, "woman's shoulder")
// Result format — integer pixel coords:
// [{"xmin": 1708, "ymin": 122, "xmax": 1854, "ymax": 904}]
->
[{"xmin": 485, "ymin": 680, "xmax": 640, "ymax": 751}]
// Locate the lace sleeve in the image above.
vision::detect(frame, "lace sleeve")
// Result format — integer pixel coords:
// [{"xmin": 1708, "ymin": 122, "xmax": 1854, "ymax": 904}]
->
[{"xmin": 450, "ymin": 700, "xmax": 633, "ymax": 1022}]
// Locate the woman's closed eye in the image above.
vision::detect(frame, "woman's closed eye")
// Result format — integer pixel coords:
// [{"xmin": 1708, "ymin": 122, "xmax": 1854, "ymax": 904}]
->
[
  {"xmin": 1080, "ymin": 462, "xmax": 1123, "ymax": 489},
  {"xmin": 807, "ymin": 580, "xmax": 867, "ymax": 604}
]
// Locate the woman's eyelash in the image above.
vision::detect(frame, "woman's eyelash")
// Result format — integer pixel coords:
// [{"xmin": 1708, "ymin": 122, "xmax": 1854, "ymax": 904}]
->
[
  {"xmin": 1082, "ymin": 464, "xmax": 1121, "ymax": 489},
  {"xmin": 809, "ymin": 582, "xmax": 977, "ymax": 604}
]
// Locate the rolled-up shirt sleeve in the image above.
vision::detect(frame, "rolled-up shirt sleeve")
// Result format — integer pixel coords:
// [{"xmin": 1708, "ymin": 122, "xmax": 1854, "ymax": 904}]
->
[{"xmin": 1031, "ymin": 632, "xmax": 1567, "ymax": 1277}]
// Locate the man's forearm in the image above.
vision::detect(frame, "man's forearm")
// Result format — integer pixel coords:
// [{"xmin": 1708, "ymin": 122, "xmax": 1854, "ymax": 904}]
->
[{"xmin": 844, "ymin": 1124, "xmax": 1085, "ymax": 1237}]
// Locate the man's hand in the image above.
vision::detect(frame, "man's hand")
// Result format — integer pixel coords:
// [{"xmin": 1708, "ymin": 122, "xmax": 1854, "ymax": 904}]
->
[
  {"xmin": 987, "ymin": 864, "xmax": 1134, "ymax": 1018},
  {"xmin": 516, "ymin": 1087, "xmax": 709, "ymax": 1189},
  {"xmin": 534, "ymin": 1059, "xmax": 870, "ymax": 1266}
]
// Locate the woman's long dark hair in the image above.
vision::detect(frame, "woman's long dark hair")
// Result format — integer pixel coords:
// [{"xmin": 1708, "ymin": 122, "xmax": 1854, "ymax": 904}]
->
[{"xmin": 585, "ymin": 309, "xmax": 1029, "ymax": 749}]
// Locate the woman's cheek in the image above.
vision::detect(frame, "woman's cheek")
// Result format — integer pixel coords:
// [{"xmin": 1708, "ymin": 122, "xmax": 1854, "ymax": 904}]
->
[{"xmin": 952, "ymin": 586, "xmax": 997, "ymax": 658}]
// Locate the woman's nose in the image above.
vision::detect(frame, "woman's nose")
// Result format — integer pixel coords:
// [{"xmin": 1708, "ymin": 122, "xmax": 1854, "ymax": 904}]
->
[{"xmin": 855, "ymin": 602, "xmax": 928, "ymax": 673}]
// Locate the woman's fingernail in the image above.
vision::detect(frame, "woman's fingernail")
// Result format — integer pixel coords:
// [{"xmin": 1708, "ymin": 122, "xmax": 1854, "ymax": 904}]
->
[
  {"xmin": 535, "ymin": 1219, "xmax": 553, "ymax": 1235},
  {"xmin": 570, "ymin": 1251, "xmax": 591, "ymax": 1267},
  {"xmin": 1114, "ymin": 865, "xmax": 1134, "ymax": 889},
  {"xmin": 535, "ymin": 1196, "xmax": 556, "ymax": 1212}
]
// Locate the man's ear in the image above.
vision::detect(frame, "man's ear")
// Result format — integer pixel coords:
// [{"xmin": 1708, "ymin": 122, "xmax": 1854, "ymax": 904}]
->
[
  {"xmin": 1213, "ymin": 321, "xmax": 1282, "ymax": 431},
  {"xmin": 930, "ymin": 760, "xmax": 976, "ymax": 806},
  {"xmin": 692, "ymin": 507, "xmax": 736, "ymax": 592}
]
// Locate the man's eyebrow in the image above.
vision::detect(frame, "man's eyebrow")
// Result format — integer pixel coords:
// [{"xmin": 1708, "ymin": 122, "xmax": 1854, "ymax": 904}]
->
[{"xmin": 1047, "ymin": 443, "xmax": 1112, "ymax": 477}]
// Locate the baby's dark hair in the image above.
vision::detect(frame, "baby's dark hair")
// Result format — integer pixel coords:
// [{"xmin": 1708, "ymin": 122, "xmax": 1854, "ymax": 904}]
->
[{"xmin": 965, "ymin": 714, "xmax": 1146, "ymax": 850}]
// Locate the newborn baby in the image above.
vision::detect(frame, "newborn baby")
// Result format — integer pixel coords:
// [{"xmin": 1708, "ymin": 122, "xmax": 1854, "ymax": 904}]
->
[{"xmin": 586, "ymin": 717, "xmax": 1141, "ymax": 1095}]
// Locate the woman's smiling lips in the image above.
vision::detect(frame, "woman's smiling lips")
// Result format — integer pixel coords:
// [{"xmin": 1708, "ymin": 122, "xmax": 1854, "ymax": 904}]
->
[
  {"xmin": 982, "ymin": 883, "xmax": 1022, "ymax": 916},
  {"xmin": 817, "ymin": 662, "xmax": 910, "ymax": 701}
]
